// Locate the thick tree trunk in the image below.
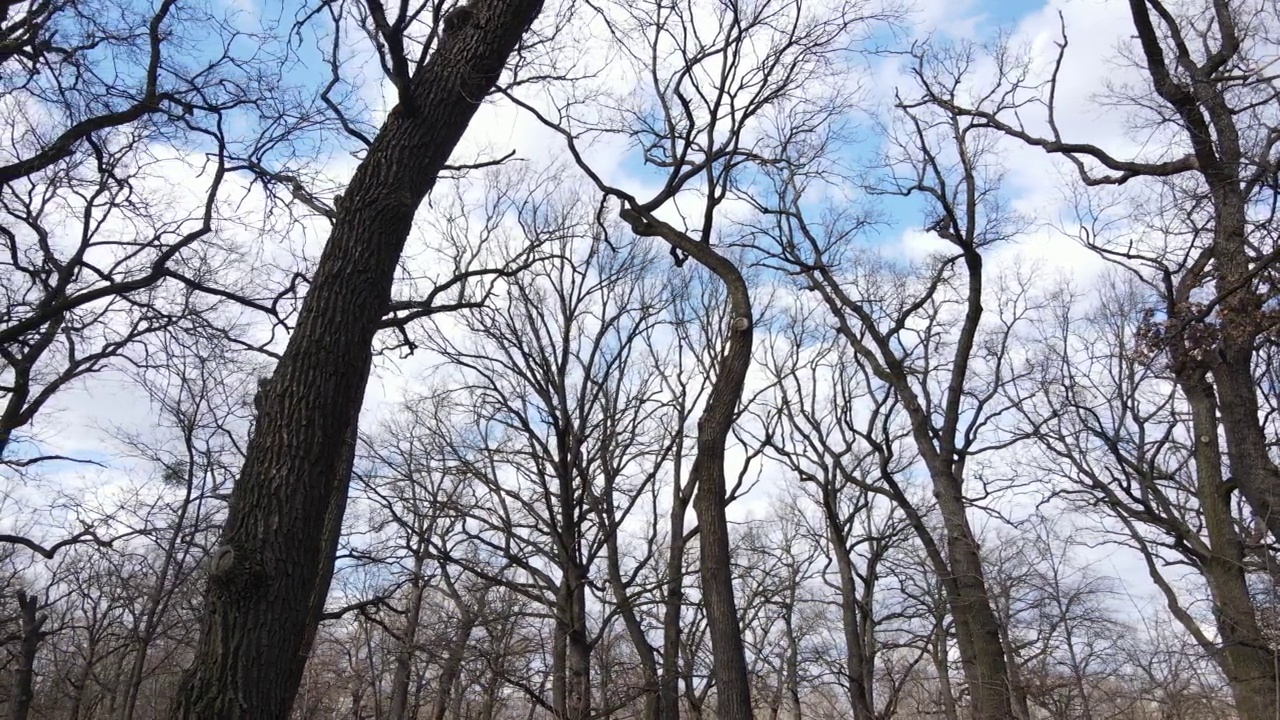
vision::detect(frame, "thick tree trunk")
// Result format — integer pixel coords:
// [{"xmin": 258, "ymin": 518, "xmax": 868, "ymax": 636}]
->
[
  {"xmin": 566, "ymin": 596, "xmax": 592, "ymax": 720},
  {"xmin": 1123, "ymin": 0, "xmax": 1280, "ymax": 546},
  {"xmin": 782, "ymin": 615, "xmax": 800, "ymax": 720},
  {"xmin": 172, "ymin": 2, "xmax": 544, "ymax": 717},
  {"xmin": 619, "ymin": 207, "xmax": 755, "ymax": 720},
  {"xmin": 1208, "ymin": 192, "xmax": 1280, "ymax": 546},
  {"xmin": 1194, "ymin": 136, "xmax": 1280, "ymax": 550},
  {"xmin": 552, "ymin": 573, "xmax": 593, "ymax": 720},
  {"xmin": 870, "ymin": 313, "xmax": 1015, "ymax": 719},
  {"xmin": 689, "ymin": 409, "xmax": 753, "ymax": 720},
  {"xmin": 8, "ymin": 591, "xmax": 45, "ymax": 720},
  {"xmin": 929, "ymin": 475, "xmax": 1015, "ymax": 720},
  {"xmin": 1182, "ymin": 378, "xmax": 1278, "ymax": 719},
  {"xmin": 1122, "ymin": 9, "xmax": 1280, "ymax": 712},
  {"xmin": 550, "ymin": 420, "xmax": 592, "ymax": 720}
]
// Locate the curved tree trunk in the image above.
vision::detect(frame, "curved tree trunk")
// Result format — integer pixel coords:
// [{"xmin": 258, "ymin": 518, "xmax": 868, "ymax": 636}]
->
[
  {"xmin": 620, "ymin": 207, "xmax": 754, "ymax": 720},
  {"xmin": 173, "ymin": 2, "xmax": 544, "ymax": 716}
]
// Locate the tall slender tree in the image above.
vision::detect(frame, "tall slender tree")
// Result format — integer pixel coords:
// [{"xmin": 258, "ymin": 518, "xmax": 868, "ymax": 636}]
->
[
  {"xmin": 926, "ymin": 0, "xmax": 1280, "ymax": 546},
  {"xmin": 744, "ymin": 46, "xmax": 1049, "ymax": 717},
  {"xmin": 509, "ymin": 2, "xmax": 885, "ymax": 713}
]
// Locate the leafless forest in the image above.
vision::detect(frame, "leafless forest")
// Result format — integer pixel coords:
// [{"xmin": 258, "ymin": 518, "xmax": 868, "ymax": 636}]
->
[{"xmin": 0, "ymin": 0, "xmax": 1277, "ymax": 717}]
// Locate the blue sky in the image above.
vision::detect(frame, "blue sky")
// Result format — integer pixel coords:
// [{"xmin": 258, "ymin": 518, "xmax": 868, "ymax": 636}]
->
[{"xmin": 7, "ymin": 0, "xmax": 1177, "ymax": 613}]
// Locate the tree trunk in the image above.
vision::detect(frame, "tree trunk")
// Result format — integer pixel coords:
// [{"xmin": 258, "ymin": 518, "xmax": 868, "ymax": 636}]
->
[
  {"xmin": 172, "ymin": 2, "xmax": 544, "ymax": 716},
  {"xmin": 844, "ymin": 249, "xmax": 1014, "ymax": 720},
  {"xmin": 620, "ymin": 207, "xmax": 755, "ymax": 720},
  {"xmin": 659, "ymin": 497, "xmax": 689, "ymax": 720},
  {"xmin": 1182, "ymin": 377, "xmax": 1278, "ymax": 719},
  {"xmin": 605, "ymin": 521, "xmax": 660, "ymax": 720},
  {"xmin": 388, "ymin": 557, "xmax": 427, "ymax": 720},
  {"xmin": 1123, "ymin": 0, "xmax": 1280, "ymax": 546},
  {"xmin": 930, "ymin": 613, "xmax": 960, "ymax": 720},
  {"xmin": 992, "ymin": 596, "xmax": 1031, "ymax": 720},
  {"xmin": 648, "ymin": 409, "xmax": 694, "ymax": 720},
  {"xmin": 67, "ymin": 633, "xmax": 98, "ymax": 720},
  {"xmin": 567, "ymin": 604, "xmax": 592, "ymax": 720},
  {"xmin": 657, "ymin": 403, "xmax": 694, "ymax": 720},
  {"xmin": 8, "ymin": 591, "xmax": 45, "ymax": 720},
  {"xmin": 1207, "ymin": 186, "xmax": 1280, "ymax": 545},
  {"xmin": 428, "ymin": 619, "xmax": 474, "ymax": 720},
  {"xmin": 122, "ymin": 451, "xmax": 200, "ymax": 720},
  {"xmin": 929, "ymin": 473, "xmax": 1015, "ymax": 720},
  {"xmin": 552, "ymin": 573, "xmax": 592, "ymax": 720},
  {"xmin": 822, "ymin": 496, "xmax": 876, "ymax": 720},
  {"xmin": 801, "ymin": 146, "xmax": 1015, "ymax": 716},
  {"xmin": 782, "ymin": 615, "xmax": 800, "ymax": 720}
]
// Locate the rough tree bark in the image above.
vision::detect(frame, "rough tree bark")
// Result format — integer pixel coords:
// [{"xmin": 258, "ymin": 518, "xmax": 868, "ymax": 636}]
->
[
  {"xmin": 1127, "ymin": 0, "xmax": 1280, "ymax": 549},
  {"xmin": 8, "ymin": 591, "xmax": 46, "ymax": 720},
  {"xmin": 1117, "ymin": 0, "xmax": 1280, "ymax": 552},
  {"xmin": 620, "ymin": 207, "xmax": 755, "ymax": 720},
  {"xmin": 173, "ymin": 1, "xmax": 545, "ymax": 716},
  {"xmin": 1182, "ymin": 379, "xmax": 1278, "ymax": 719}
]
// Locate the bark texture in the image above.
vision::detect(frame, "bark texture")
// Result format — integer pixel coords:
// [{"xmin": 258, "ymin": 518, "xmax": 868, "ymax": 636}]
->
[
  {"xmin": 8, "ymin": 591, "xmax": 45, "ymax": 720},
  {"xmin": 620, "ymin": 207, "xmax": 755, "ymax": 720},
  {"xmin": 1180, "ymin": 374, "xmax": 1277, "ymax": 719},
  {"xmin": 173, "ymin": 3, "xmax": 544, "ymax": 716}
]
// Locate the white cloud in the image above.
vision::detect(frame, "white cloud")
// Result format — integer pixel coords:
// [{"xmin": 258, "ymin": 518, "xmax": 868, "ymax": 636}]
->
[{"xmin": 2, "ymin": 0, "xmax": 1220, "ymax": 645}]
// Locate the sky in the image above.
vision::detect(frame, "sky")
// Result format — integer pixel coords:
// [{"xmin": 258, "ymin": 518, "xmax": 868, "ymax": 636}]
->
[{"xmin": 3, "ymin": 0, "xmax": 1203, "ymax": 615}]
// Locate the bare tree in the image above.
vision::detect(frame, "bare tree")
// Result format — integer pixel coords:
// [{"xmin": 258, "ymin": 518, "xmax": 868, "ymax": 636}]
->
[
  {"xmin": 423, "ymin": 197, "xmax": 671, "ymax": 720},
  {"xmin": 753, "ymin": 307, "xmax": 932, "ymax": 720},
  {"xmin": 743, "ymin": 44, "xmax": 1051, "ymax": 717},
  {"xmin": 5, "ymin": 590, "xmax": 46, "ymax": 720},
  {"xmin": 923, "ymin": 0, "xmax": 1280, "ymax": 550},
  {"xmin": 643, "ymin": 266, "xmax": 740, "ymax": 720},
  {"xmin": 349, "ymin": 392, "xmax": 501, "ymax": 720},
  {"xmin": 108, "ymin": 330, "xmax": 253, "ymax": 720},
  {"xmin": 0, "ymin": 0, "xmax": 284, "ymax": 467},
  {"xmin": 1020, "ymin": 271, "xmax": 1279, "ymax": 717},
  {"xmin": 176, "ymin": 0, "xmax": 548, "ymax": 714},
  {"xmin": 979, "ymin": 519, "xmax": 1127, "ymax": 720},
  {"xmin": 507, "ymin": 1, "xmax": 890, "ymax": 713},
  {"xmin": 732, "ymin": 509, "xmax": 829, "ymax": 720}
]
